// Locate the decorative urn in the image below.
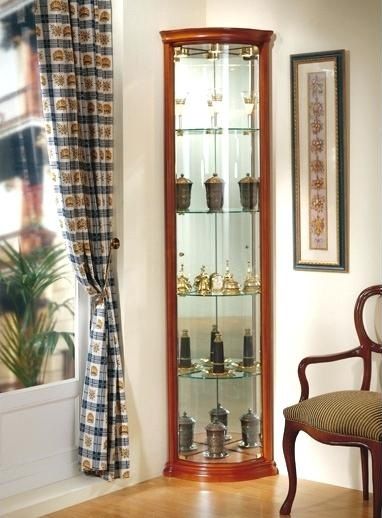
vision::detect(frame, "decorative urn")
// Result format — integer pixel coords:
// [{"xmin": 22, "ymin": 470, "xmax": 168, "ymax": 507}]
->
[
  {"xmin": 178, "ymin": 411, "xmax": 196, "ymax": 452},
  {"xmin": 176, "ymin": 173, "xmax": 193, "ymax": 211},
  {"xmin": 204, "ymin": 173, "xmax": 224, "ymax": 211},
  {"xmin": 204, "ymin": 419, "xmax": 228, "ymax": 458},
  {"xmin": 238, "ymin": 173, "xmax": 259, "ymax": 211},
  {"xmin": 209, "ymin": 403, "xmax": 231, "ymax": 440},
  {"xmin": 239, "ymin": 408, "xmax": 261, "ymax": 448}
]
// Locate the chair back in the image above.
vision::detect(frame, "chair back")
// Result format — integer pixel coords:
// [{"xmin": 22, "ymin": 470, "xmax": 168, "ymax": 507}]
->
[{"xmin": 354, "ymin": 285, "xmax": 382, "ymax": 390}]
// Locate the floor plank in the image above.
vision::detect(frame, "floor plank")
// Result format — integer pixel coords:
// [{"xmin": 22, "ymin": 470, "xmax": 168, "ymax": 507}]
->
[{"xmin": 44, "ymin": 475, "xmax": 373, "ymax": 518}]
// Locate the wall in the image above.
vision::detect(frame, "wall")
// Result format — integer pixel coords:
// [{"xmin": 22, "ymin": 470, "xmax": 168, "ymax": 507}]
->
[
  {"xmin": 116, "ymin": 0, "xmax": 381, "ymax": 494},
  {"xmin": 206, "ymin": 0, "xmax": 382, "ymax": 489},
  {"xmin": 116, "ymin": 0, "xmax": 206, "ymax": 484}
]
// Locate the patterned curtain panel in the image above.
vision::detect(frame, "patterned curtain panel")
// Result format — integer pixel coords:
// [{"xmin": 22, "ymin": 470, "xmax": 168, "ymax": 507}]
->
[{"xmin": 34, "ymin": 0, "xmax": 129, "ymax": 480}]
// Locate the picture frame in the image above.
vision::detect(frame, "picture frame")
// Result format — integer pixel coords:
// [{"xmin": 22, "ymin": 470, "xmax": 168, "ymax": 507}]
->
[{"xmin": 291, "ymin": 50, "xmax": 347, "ymax": 271}]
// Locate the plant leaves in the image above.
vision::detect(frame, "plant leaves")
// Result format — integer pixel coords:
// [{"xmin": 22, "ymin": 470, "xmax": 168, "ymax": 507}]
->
[{"xmin": 0, "ymin": 241, "xmax": 74, "ymax": 388}]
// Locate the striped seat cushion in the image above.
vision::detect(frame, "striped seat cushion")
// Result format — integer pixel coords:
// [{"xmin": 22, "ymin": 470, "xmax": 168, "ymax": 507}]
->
[{"xmin": 284, "ymin": 390, "xmax": 382, "ymax": 441}]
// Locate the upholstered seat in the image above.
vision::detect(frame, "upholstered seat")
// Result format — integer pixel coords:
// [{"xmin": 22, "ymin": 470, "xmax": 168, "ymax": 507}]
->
[
  {"xmin": 284, "ymin": 390, "xmax": 382, "ymax": 441},
  {"xmin": 280, "ymin": 285, "xmax": 382, "ymax": 518}
]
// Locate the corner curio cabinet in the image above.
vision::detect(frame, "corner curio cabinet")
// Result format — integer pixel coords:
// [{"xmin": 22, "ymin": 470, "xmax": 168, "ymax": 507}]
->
[{"xmin": 160, "ymin": 27, "xmax": 276, "ymax": 481}]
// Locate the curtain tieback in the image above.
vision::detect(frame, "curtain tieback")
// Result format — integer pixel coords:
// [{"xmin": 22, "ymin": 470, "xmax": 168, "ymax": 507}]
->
[{"xmin": 94, "ymin": 238, "xmax": 120, "ymax": 305}]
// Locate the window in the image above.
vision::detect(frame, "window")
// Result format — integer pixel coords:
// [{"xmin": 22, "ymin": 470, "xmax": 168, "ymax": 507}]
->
[{"xmin": 0, "ymin": 0, "xmax": 75, "ymax": 392}]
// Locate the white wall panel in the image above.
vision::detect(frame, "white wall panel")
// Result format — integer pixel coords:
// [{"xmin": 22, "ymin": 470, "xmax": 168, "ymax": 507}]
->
[
  {"xmin": 0, "ymin": 381, "xmax": 80, "ymax": 500},
  {"xmin": 206, "ymin": 0, "xmax": 382, "ymax": 491}
]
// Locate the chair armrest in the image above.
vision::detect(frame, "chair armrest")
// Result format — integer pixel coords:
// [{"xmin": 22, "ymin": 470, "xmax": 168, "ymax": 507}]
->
[{"xmin": 298, "ymin": 347, "xmax": 361, "ymax": 401}]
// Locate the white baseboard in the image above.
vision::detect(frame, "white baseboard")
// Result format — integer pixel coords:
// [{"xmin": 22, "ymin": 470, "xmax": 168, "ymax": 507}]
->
[{"xmin": 1, "ymin": 473, "xmax": 131, "ymax": 518}]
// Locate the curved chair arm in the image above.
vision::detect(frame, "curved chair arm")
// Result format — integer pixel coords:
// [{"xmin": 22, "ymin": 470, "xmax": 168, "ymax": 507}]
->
[{"xmin": 298, "ymin": 347, "xmax": 361, "ymax": 401}]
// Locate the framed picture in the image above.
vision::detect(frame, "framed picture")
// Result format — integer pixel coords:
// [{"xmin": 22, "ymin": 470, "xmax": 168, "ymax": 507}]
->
[{"xmin": 291, "ymin": 50, "xmax": 347, "ymax": 271}]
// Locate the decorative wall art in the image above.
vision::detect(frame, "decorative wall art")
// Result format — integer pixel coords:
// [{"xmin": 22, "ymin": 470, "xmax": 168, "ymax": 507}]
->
[{"xmin": 291, "ymin": 50, "xmax": 347, "ymax": 270}]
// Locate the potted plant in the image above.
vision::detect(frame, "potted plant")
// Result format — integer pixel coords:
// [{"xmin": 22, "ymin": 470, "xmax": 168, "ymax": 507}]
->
[{"xmin": 0, "ymin": 241, "xmax": 74, "ymax": 388}]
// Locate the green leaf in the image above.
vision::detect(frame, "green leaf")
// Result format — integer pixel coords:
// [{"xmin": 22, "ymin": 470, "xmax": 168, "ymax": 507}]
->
[{"xmin": 0, "ymin": 241, "xmax": 74, "ymax": 388}]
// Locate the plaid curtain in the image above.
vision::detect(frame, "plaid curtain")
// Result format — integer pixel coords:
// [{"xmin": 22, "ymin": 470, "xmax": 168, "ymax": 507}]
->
[{"xmin": 34, "ymin": 0, "xmax": 129, "ymax": 480}]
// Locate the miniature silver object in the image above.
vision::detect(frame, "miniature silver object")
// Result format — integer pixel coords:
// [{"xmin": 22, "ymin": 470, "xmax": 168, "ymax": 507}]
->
[
  {"xmin": 209, "ymin": 403, "xmax": 231, "ymax": 440},
  {"xmin": 204, "ymin": 173, "xmax": 224, "ymax": 212},
  {"xmin": 210, "ymin": 272, "xmax": 224, "ymax": 295},
  {"xmin": 193, "ymin": 265, "xmax": 211, "ymax": 295},
  {"xmin": 176, "ymin": 173, "xmax": 192, "ymax": 211},
  {"xmin": 177, "ymin": 263, "xmax": 192, "ymax": 295},
  {"xmin": 212, "ymin": 333, "xmax": 225, "ymax": 373},
  {"xmin": 204, "ymin": 419, "xmax": 228, "ymax": 458},
  {"xmin": 242, "ymin": 261, "xmax": 261, "ymax": 294},
  {"xmin": 222, "ymin": 260, "xmax": 241, "ymax": 295},
  {"xmin": 178, "ymin": 329, "xmax": 191, "ymax": 368},
  {"xmin": 239, "ymin": 408, "xmax": 261, "ymax": 448},
  {"xmin": 209, "ymin": 324, "xmax": 219, "ymax": 362},
  {"xmin": 238, "ymin": 173, "xmax": 259, "ymax": 211},
  {"xmin": 179, "ymin": 411, "xmax": 197, "ymax": 452},
  {"xmin": 243, "ymin": 328, "xmax": 255, "ymax": 367}
]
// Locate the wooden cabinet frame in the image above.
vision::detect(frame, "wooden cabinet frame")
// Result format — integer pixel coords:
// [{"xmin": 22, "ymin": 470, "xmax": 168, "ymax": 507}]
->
[{"xmin": 160, "ymin": 27, "xmax": 276, "ymax": 481}]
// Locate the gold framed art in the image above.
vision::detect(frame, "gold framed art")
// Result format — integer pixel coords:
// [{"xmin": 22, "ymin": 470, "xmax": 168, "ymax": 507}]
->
[{"xmin": 291, "ymin": 50, "xmax": 347, "ymax": 271}]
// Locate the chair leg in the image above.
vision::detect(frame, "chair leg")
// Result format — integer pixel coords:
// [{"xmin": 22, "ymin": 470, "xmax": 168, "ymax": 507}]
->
[
  {"xmin": 280, "ymin": 420, "xmax": 300, "ymax": 515},
  {"xmin": 370, "ymin": 443, "xmax": 382, "ymax": 518},
  {"xmin": 360, "ymin": 446, "xmax": 369, "ymax": 500}
]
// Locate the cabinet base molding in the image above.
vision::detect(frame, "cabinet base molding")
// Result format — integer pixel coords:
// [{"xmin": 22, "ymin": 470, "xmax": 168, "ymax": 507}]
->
[{"xmin": 164, "ymin": 459, "xmax": 278, "ymax": 482}]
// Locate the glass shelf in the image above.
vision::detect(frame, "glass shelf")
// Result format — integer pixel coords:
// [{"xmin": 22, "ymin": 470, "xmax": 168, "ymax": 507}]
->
[
  {"xmin": 177, "ymin": 209, "xmax": 259, "ymax": 215},
  {"xmin": 178, "ymin": 358, "xmax": 261, "ymax": 377},
  {"xmin": 176, "ymin": 127, "xmax": 259, "ymax": 135},
  {"xmin": 179, "ymin": 370, "xmax": 259, "ymax": 380},
  {"xmin": 178, "ymin": 292, "xmax": 259, "ymax": 297}
]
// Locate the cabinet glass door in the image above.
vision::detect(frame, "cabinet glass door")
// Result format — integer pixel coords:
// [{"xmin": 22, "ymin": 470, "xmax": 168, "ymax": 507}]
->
[{"xmin": 175, "ymin": 43, "xmax": 262, "ymax": 463}]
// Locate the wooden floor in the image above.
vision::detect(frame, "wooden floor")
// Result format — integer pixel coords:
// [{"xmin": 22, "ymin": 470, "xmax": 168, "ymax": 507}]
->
[{"xmin": 44, "ymin": 475, "xmax": 374, "ymax": 518}]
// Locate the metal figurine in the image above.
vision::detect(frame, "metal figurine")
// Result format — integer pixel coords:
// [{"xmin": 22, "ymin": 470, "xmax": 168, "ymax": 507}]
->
[
  {"xmin": 204, "ymin": 173, "xmax": 224, "ymax": 212},
  {"xmin": 177, "ymin": 263, "xmax": 192, "ymax": 295},
  {"xmin": 209, "ymin": 271, "xmax": 224, "ymax": 295},
  {"xmin": 193, "ymin": 265, "xmax": 211, "ymax": 295},
  {"xmin": 176, "ymin": 173, "xmax": 193, "ymax": 212},
  {"xmin": 178, "ymin": 329, "xmax": 192, "ymax": 368},
  {"xmin": 243, "ymin": 328, "xmax": 255, "ymax": 367},
  {"xmin": 209, "ymin": 403, "xmax": 231, "ymax": 440},
  {"xmin": 223, "ymin": 260, "xmax": 232, "ymax": 285},
  {"xmin": 204, "ymin": 419, "xmax": 228, "ymax": 458},
  {"xmin": 175, "ymin": 95, "xmax": 188, "ymax": 132},
  {"xmin": 209, "ymin": 324, "xmax": 219, "ymax": 362},
  {"xmin": 178, "ymin": 411, "xmax": 197, "ymax": 452},
  {"xmin": 212, "ymin": 333, "xmax": 225, "ymax": 374},
  {"xmin": 238, "ymin": 173, "xmax": 259, "ymax": 211},
  {"xmin": 222, "ymin": 260, "xmax": 241, "ymax": 295},
  {"xmin": 242, "ymin": 261, "xmax": 261, "ymax": 294},
  {"xmin": 254, "ymin": 274, "xmax": 261, "ymax": 293},
  {"xmin": 239, "ymin": 408, "xmax": 261, "ymax": 448}
]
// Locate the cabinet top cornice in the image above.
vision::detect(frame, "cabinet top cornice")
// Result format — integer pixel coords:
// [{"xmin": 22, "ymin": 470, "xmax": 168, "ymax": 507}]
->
[{"xmin": 160, "ymin": 27, "xmax": 273, "ymax": 46}]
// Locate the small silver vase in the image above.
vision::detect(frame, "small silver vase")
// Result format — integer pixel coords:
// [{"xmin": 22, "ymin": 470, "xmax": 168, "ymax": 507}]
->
[
  {"xmin": 176, "ymin": 174, "xmax": 193, "ymax": 211},
  {"xmin": 239, "ymin": 408, "xmax": 261, "ymax": 448},
  {"xmin": 238, "ymin": 174, "xmax": 259, "ymax": 211},
  {"xmin": 204, "ymin": 173, "xmax": 224, "ymax": 212},
  {"xmin": 178, "ymin": 411, "xmax": 196, "ymax": 452},
  {"xmin": 204, "ymin": 419, "xmax": 228, "ymax": 458}
]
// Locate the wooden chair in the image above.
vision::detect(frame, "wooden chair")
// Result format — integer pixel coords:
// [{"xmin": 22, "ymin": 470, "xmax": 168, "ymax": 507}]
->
[{"xmin": 280, "ymin": 285, "xmax": 382, "ymax": 518}]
